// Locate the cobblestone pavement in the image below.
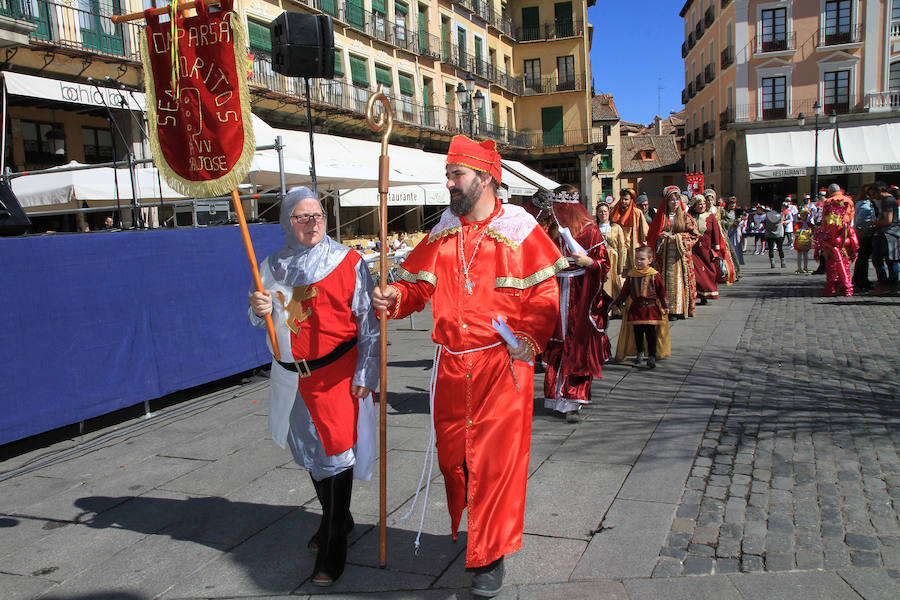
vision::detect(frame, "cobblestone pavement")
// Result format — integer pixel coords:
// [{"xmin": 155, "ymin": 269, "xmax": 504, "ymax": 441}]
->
[{"xmin": 653, "ymin": 258, "xmax": 900, "ymax": 579}]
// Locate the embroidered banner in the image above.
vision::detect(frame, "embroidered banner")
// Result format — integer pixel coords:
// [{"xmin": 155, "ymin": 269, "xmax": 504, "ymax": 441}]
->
[
  {"xmin": 140, "ymin": 0, "xmax": 254, "ymax": 197},
  {"xmin": 685, "ymin": 172, "xmax": 704, "ymax": 198}
]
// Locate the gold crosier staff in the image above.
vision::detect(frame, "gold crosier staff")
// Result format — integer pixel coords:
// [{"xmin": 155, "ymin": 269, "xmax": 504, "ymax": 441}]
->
[
  {"xmin": 113, "ymin": 1, "xmax": 281, "ymax": 361},
  {"xmin": 365, "ymin": 85, "xmax": 392, "ymax": 568}
]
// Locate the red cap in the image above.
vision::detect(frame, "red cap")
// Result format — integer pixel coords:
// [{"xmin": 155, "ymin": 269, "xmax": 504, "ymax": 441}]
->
[{"xmin": 446, "ymin": 135, "xmax": 502, "ymax": 184}]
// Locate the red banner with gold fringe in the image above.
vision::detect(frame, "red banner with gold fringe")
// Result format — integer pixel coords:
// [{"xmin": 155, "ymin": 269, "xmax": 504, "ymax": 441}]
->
[{"xmin": 140, "ymin": 0, "xmax": 254, "ymax": 198}]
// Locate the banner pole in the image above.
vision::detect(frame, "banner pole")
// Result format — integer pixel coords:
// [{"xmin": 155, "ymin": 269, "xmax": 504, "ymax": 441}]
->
[
  {"xmin": 366, "ymin": 85, "xmax": 392, "ymax": 569},
  {"xmin": 231, "ymin": 188, "xmax": 281, "ymax": 360},
  {"xmin": 112, "ymin": 0, "xmax": 221, "ymax": 23}
]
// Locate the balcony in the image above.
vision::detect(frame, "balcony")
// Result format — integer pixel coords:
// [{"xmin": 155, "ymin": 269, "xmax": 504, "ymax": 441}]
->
[
  {"xmin": 517, "ymin": 19, "xmax": 584, "ymax": 42},
  {"xmin": 682, "ymin": 88, "xmax": 688, "ymax": 104},
  {"xmin": 817, "ymin": 23, "xmax": 863, "ymax": 47},
  {"xmin": 18, "ymin": 0, "xmax": 143, "ymax": 61},
  {"xmin": 719, "ymin": 108, "xmax": 733, "ymax": 130},
  {"xmin": 522, "ymin": 72, "xmax": 586, "ymax": 95},
  {"xmin": 695, "ymin": 73, "xmax": 705, "ymax": 92},
  {"xmin": 701, "ymin": 122, "xmax": 710, "ymax": 140},
  {"xmin": 695, "ymin": 21, "xmax": 704, "ymax": 39},
  {"xmin": 721, "ymin": 0, "xmax": 732, "ymax": 7},
  {"xmin": 494, "ymin": 68, "xmax": 524, "ymax": 95},
  {"xmin": 720, "ymin": 45, "xmax": 734, "ymax": 69},
  {"xmin": 687, "ymin": 31, "xmax": 695, "ymax": 49},
  {"xmin": 704, "ymin": 63, "xmax": 715, "ymax": 84},
  {"xmin": 704, "ymin": 7, "xmax": 714, "ymax": 28},
  {"xmin": 753, "ymin": 31, "xmax": 797, "ymax": 55},
  {"xmin": 417, "ymin": 31, "xmax": 442, "ymax": 61},
  {"xmin": 731, "ymin": 96, "xmax": 862, "ymax": 123},
  {"xmin": 693, "ymin": 127, "xmax": 699, "ymax": 142},
  {"xmin": 682, "ymin": 41, "xmax": 688, "ymax": 58},
  {"xmin": 866, "ymin": 91, "xmax": 900, "ymax": 112},
  {"xmin": 519, "ymin": 128, "xmax": 605, "ymax": 149},
  {"xmin": 685, "ymin": 132, "xmax": 694, "ymax": 148},
  {"xmin": 0, "ymin": 0, "xmax": 38, "ymax": 46},
  {"xmin": 687, "ymin": 81, "xmax": 695, "ymax": 98},
  {"xmin": 892, "ymin": 20, "xmax": 900, "ymax": 40},
  {"xmin": 486, "ymin": 5, "xmax": 514, "ymax": 38}
]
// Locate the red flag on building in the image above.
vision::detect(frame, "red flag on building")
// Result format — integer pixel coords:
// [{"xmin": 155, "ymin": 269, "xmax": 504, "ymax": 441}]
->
[{"xmin": 140, "ymin": 0, "xmax": 254, "ymax": 197}]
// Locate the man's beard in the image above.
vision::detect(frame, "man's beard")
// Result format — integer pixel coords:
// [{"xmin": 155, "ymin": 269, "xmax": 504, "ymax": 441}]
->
[{"xmin": 449, "ymin": 177, "xmax": 482, "ymax": 217}]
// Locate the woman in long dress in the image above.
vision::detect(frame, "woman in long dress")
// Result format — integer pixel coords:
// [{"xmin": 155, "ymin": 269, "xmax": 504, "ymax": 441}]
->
[
  {"xmin": 610, "ymin": 187, "xmax": 649, "ymax": 272},
  {"xmin": 595, "ymin": 201, "xmax": 626, "ymax": 303},
  {"xmin": 688, "ymin": 194, "xmax": 722, "ymax": 304},
  {"xmin": 528, "ymin": 186, "xmax": 610, "ymax": 423},
  {"xmin": 647, "ymin": 187, "xmax": 699, "ymax": 319}
]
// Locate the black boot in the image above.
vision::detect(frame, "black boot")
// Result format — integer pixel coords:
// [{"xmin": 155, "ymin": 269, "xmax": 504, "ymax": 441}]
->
[
  {"xmin": 308, "ymin": 473, "xmax": 354, "ymax": 552},
  {"xmin": 311, "ymin": 468, "xmax": 354, "ymax": 586}
]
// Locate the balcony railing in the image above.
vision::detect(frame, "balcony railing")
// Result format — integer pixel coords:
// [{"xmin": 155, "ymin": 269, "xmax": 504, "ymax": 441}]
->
[
  {"xmin": 817, "ymin": 23, "xmax": 863, "ymax": 47},
  {"xmin": 311, "ymin": 0, "xmax": 426, "ymax": 56},
  {"xmin": 892, "ymin": 20, "xmax": 900, "ymax": 39},
  {"xmin": 682, "ymin": 41, "xmax": 688, "ymax": 58},
  {"xmin": 486, "ymin": 5, "xmax": 514, "ymax": 38},
  {"xmin": 16, "ymin": 0, "xmax": 143, "ymax": 61},
  {"xmin": 704, "ymin": 63, "xmax": 715, "ymax": 84},
  {"xmin": 517, "ymin": 19, "xmax": 584, "ymax": 42},
  {"xmin": 695, "ymin": 20, "xmax": 704, "ymax": 39},
  {"xmin": 704, "ymin": 7, "xmax": 714, "ymax": 28},
  {"xmin": 688, "ymin": 31, "xmax": 695, "ymax": 49},
  {"xmin": 719, "ymin": 108, "xmax": 733, "ymax": 130},
  {"xmin": 438, "ymin": 43, "xmax": 522, "ymax": 94},
  {"xmin": 687, "ymin": 81, "xmax": 695, "ymax": 98},
  {"xmin": 693, "ymin": 127, "xmax": 699, "ymax": 142},
  {"xmin": 753, "ymin": 31, "xmax": 797, "ymax": 54},
  {"xmin": 865, "ymin": 91, "xmax": 900, "ymax": 112},
  {"xmin": 695, "ymin": 73, "xmax": 705, "ymax": 91},
  {"xmin": 522, "ymin": 72, "xmax": 586, "ymax": 95},
  {"xmin": 519, "ymin": 128, "xmax": 605, "ymax": 149},
  {"xmin": 701, "ymin": 122, "xmax": 710, "ymax": 140},
  {"xmin": 721, "ymin": 0, "xmax": 732, "ymax": 7},
  {"xmin": 732, "ymin": 96, "xmax": 861, "ymax": 123},
  {"xmin": 682, "ymin": 88, "xmax": 688, "ymax": 104},
  {"xmin": 721, "ymin": 45, "xmax": 734, "ymax": 69},
  {"xmin": 685, "ymin": 132, "xmax": 694, "ymax": 148}
]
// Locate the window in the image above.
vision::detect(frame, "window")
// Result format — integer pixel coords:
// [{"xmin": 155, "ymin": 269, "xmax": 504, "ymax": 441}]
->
[
  {"xmin": 596, "ymin": 149, "xmax": 613, "ymax": 171},
  {"xmin": 473, "ymin": 36, "xmax": 484, "ymax": 76},
  {"xmin": 521, "ymin": 6, "xmax": 539, "ymax": 41},
  {"xmin": 346, "ymin": 0, "xmax": 364, "ymax": 31},
  {"xmin": 524, "ymin": 58, "xmax": 541, "ymax": 92},
  {"xmin": 417, "ymin": 5, "xmax": 428, "ymax": 54},
  {"xmin": 21, "ymin": 120, "xmax": 65, "ymax": 165},
  {"xmin": 760, "ymin": 7, "xmax": 787, "ymax": 52},
  {"xmin": 893, "ymin": 0, "xmax": 900, "ymax": 21},
  {"xmin": 541, "ymin": 106, "xmax": 564, "ymax": 146},
  {"xmin": 761, "ymin": 76, "xmax": 786, "ymax": 119},
  {"xmin": 82, "ymin": 126, "xmax": 113, "ymax": 163},
  {"xmin": 554, "ymin": 2, "xmax": 573, "ymax": 37},
  {"xmin": 395, "ymin": 1, "xmax": 408, "ymax": 48},
  {"xmin": 247, "ymin": 19, "xmax": 272, "ymax": 53},
  {"xmin": 440, "ymin": 17, "xmax": 451, "ymax": 59},
  {"xmin": 557, "ymin": 55, "xmax": 575, "ymax": 90},
  {"xmin": 824, "ymin": 0, "xmax": 851, "ymax": 45},
  {"xmin": 323, "ymin": 49, "xmax": 345, "ymax": 107},
  {"xmin": 375, "ymin": 63, "xmax": 393, "ymax": 95},
  {"xmin": 422, "ymin": 76, "xmax": 434, "ymax": 126},
  {"xmin": 398, "ymin": 72, "xmax": 415, "ymax": 121},
  {"xmin": 349, "ymin": 54, "xmax": 370, "ymax": 111},
  {"xmin": 823, "ymin": 69, "xmax": 850, "ymax": 114},
  {"xmin": 456, "ymin": 26, "xmax": 467, "ymax": 69},
  {"xmin": 372, "ymin": 0, "xmax": 387, "ymax": 42},
  {"xmin": 891, "ymin": 61, "xmax": 900, "ymax": 91}
]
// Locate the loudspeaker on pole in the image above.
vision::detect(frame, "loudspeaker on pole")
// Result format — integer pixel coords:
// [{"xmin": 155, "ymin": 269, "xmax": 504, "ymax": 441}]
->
[{"xmin": 270, "ymin": 13, "xmax": 335, "ymax": 79}]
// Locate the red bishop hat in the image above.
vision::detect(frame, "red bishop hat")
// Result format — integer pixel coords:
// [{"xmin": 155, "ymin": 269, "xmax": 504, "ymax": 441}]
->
[{"xmin": 446, "ymin": 135, "xmax": 502, "ymax": 185}]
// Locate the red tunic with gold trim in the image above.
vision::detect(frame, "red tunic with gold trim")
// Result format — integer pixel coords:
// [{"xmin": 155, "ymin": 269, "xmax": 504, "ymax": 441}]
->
[
  {"xmin": 386, "ymin": 199, "xmax": 564, "ymax": 568},
  {"xmin": 692, "ymin": 212, "xmax": 722, "ymax": 300}
]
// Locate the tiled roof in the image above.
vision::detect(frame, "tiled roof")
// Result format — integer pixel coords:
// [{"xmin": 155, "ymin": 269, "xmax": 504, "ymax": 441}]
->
[
  {"xmin": 619, "ymin": 135, "xmax": 684, "ymax": 174},
  {"xmin": 592, "ymin": 94, "xmax": 619, "ymax": 121}
]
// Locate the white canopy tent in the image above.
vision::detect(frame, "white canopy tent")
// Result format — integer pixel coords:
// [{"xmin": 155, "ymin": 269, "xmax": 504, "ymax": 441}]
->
[{"xmin": 502, "ymin": 159, "xmax": 560, "ymax": 191}]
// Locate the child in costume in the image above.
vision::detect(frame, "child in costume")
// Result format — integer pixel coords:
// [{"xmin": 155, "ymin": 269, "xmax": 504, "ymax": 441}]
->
[
  {"xmin": 612, "ymin": 246, "xmax": 670, "ymax": 369},
  {"xmin": 793, "ymin": 208, "xmax": 814, "ymax": 273}
]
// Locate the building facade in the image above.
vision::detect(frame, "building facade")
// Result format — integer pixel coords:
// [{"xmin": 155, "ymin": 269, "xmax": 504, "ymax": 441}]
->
[
  {"xmin": 0, "ymin": 0, "xmax": 600, "ymax": 233},
  {"xmin": 681, "ymin": 0, "xmax": 900, "ymax": 206}
]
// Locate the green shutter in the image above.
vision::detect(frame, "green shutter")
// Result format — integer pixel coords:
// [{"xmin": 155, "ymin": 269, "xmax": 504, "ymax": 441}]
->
[
  {"xmin": 375, "ymin": 64, "xmax": 393, "ymax": 87},
  {"xmin": 395, "ymin": 1, "xmax": 408, "ymax": 15},
  {"xmin": 347, "ymin": 0, "xmax": 364, "ymax": 30},
  {"xmin": 372, "ymin": 0, "xmax": 385, "ymax": 13},
  {"xmin": 541, "ymin": 106, "xmax": 564, "ymax": 146},
  {"xmin": 334, "ymin": 50, "xmax": 344, "ymax": 76},
  {"xmin": 349, "ymin": 55, "xmax": 369, "ymax": 86},
  {"xmin": 399, "ymin": 73, "xmax": 414, "ymax": 95},
  {"xmin": 247, "ymin": 19, "xmax": 272, "ymax": 52}
]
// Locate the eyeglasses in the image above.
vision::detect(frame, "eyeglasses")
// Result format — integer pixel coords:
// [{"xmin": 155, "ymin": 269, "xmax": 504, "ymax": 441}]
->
[{"xmin": 290, "ymin": 213, "xmax": 325, "ymax": 224}]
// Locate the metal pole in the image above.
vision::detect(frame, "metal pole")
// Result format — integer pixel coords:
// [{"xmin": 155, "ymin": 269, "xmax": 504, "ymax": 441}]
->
[
  {"xmin": 305, "ymin": 78, "xmax": 318, "ymax": 196},
  {"xmin": 813, "ymin": 113, "xmax": 819, "ymax": 199}
]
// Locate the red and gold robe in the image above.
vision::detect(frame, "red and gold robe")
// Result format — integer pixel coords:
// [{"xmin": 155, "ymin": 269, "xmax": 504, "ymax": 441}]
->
[
  {"xmin": 385, "ymin": 199, "xmax": 563, "ymax": 568},
  {"xmin": 692, "ymin": 212, "xmax": 722, "ymax": 300}
]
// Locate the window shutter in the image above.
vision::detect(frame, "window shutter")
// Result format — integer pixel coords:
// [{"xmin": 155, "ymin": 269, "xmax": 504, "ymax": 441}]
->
[
  {"xmin": 375, "ymin": 64, "xmax": 393, "ymax": 87},
  {"xmin": 372, "ymin": 0, "xmax": 385, "ymax": 13},
  {"xmin": 334, "ymin": 50, "xmax": 344, "ymax": 76},
  {"xmin": 349, "ymin": 55, "xmax": 369, "ymax": 86},
  {"xmin": 247, "ymin": 19, "xmax": 272, "ymax": 52},
  {"xmin": 398, "ymin": 73, "xmax": 414, "ymax": 95}
]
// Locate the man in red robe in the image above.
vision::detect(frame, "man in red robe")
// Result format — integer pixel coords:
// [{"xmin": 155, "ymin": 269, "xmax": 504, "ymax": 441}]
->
[{"xmin": 373, "ymin": 136, "xmax": 563, "ymax": 598}]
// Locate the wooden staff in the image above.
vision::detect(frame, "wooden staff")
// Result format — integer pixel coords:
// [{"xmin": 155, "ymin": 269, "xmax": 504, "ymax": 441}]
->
[
  {"xmin": 111, "ymin": 0, "xmax": 220, "ymax": 22},
  {"xmin": 365, "ymin": 85, "xmax": 392, "ymax": 568},
  {"xmin": 232, "ymin": 189, "xmax": 281, "ymax": 360}
]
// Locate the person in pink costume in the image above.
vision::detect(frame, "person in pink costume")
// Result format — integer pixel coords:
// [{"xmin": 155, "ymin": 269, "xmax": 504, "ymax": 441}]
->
[{"xmin": 813, "ymin": 184, "xmax": 859, "ymax": 297}]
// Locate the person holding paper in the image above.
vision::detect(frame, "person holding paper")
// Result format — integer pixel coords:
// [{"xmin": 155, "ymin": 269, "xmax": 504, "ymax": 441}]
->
[
  {"xmin": 527, "ymin": 185, "xmax": 611, "ymax": 423},
  {"xmin": 372, "ymin": 136, "xmax": 563, "ymax": 598},
  {"xmin": 248, "ymin": 187, "xmax": 379, "ymax": 587}
]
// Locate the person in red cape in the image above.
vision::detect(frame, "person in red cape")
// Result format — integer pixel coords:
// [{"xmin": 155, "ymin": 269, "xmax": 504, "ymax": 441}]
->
[
  {"xmin": 373, "ymin": 136, "xmax": 563, "ymax": 598},
  {"xmin": 814, "ymin": 183, "xmax": 859, "ymax": 296},
  {"xmin": 688, "ymin": 194, "xmax": 722, "ymax": 304},
  {"xmin": 249, "ymin": 187, "xmax": 379, "ymax": 587},
  {"xmin": 648, "ymin": 186, "xmax": 699, "ymax": 319},
  {"xmin": 610, "ymin": 187, "xmax": 649, "ymax": 271},
  {"xmin": 526, "ymin": 184, "xmax": 611, "ymax": 423}
]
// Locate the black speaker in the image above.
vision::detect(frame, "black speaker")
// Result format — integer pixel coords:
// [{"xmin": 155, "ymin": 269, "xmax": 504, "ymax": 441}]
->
[
  {"xmin": 0, "ymin": 181, "xmax": 30, "ymax": 236},
  {"xmin": 270, "ymin": 12, "xmax": 335, "ymax": 79}
]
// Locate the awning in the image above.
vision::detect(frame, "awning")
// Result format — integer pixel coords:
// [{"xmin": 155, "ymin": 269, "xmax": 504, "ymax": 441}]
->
[
  {"xmin": 501, "ymin": 159, "xmax": 560, "ymax": 191},
  {"xmin": 746, "ymin": 121, "xmax": 900, "ymax": 180},
  {"xmin": 2, "ymin": 71, "xmax": 145, "ymax": 111}
]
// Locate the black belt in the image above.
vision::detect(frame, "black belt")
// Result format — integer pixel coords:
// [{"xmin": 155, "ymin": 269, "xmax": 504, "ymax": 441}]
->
[{"xmin": 277, "ymin": 337, "xmax": 357, "ymax": 378}]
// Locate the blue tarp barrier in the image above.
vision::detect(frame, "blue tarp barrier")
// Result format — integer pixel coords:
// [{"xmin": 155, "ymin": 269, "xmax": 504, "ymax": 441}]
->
[{"xmin": 0, "ymin": 225, "xmax": 285, "ymax": 445}]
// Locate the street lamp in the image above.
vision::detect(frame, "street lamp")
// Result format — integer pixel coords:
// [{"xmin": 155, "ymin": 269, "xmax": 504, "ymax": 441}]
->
[
  {"xmin": 796, "ymin": 100, "xmax": 835, "ymax": 199},
  {"xmin": 455, "ymin": 72, "xmax": 485, "ymax": 136}
]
